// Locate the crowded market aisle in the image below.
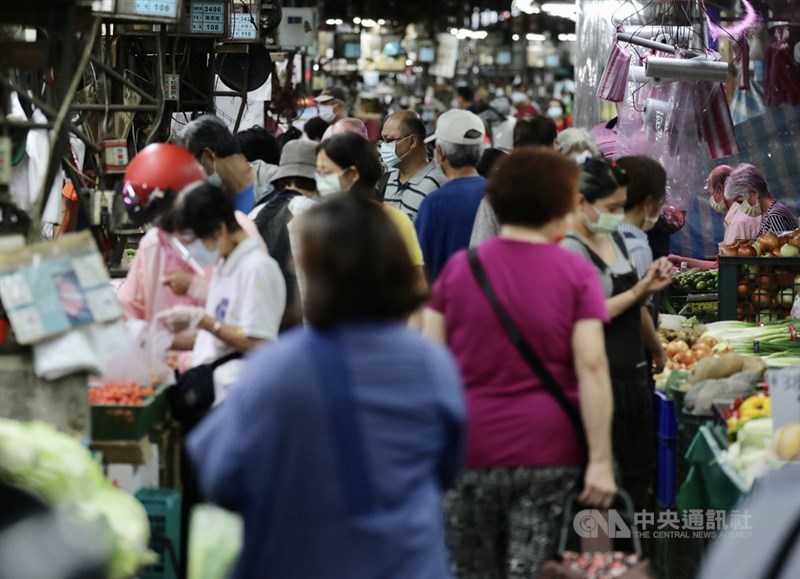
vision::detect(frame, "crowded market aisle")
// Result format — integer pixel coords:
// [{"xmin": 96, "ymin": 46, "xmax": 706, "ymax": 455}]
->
[{"xmin": 0, "ymin": 1, "xmax": 799, "ymax": 579}]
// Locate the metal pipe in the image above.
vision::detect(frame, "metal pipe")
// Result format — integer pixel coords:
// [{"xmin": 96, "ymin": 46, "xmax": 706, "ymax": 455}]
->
[
  {"xmin": 0, "ymin": 72, "xmax": 98, "ymax": 152},
  {"xmin": 616, "ymin": 32, "xmax": 676, "ymax": 54},
  {"xmin": 70, "ymin": 104, "xmax": 161, "ymax": 112},
  {"xmin": 88, "ymin": 55, "xmax": 158, "ymax": 104},
  {"xmin": 144, "ymin": 31, "xmax": 166, "ymax": 145}
]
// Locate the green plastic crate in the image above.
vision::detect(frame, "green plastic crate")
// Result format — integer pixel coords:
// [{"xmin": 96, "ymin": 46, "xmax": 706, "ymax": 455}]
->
[
  {"xmin": 136, "ymin": 488, "xmax": 182, "ymax": 579},
  {"xmin": 91, "ymin": 385, "xmax": 168, "ymax": 441},
  {"xmin": 718, "ymin": 256, "xmax": 800, "ymax": 323}
]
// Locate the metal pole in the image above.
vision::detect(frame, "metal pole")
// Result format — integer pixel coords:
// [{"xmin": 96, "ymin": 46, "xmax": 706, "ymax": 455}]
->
[{"xmin": 88, "ymin": 55, "xmax": 158, "ymax": 104}]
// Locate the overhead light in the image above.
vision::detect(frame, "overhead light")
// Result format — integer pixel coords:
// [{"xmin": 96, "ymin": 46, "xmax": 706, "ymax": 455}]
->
[
  {"xmin": 325, "ymin": 19, "xmax": 336, "ymax": 25},
  {"xmin": 405, "ymin": 59, "xmax": 413, "ymax": 66},
  {"xmin": 514, "ymin": 0, "xmax": 540, "ymax": 14},
  {"xmin": 512, "ymin": 34, "xmax": 520, "ymax": 41},
  {"xmin": 450, "ymin": 28, "xmax": 458, "ymax": 35},
  {"xmin": 526, "ymin": 33, "xmax": 546, "ymax": 41},
  {"xmin": 334, "ymin": 19, "xmax": 343, "ymax": 25},
  {"xmin": 558, "ymin": 33, "xmax": 577, "ymax": 42},
  {"xmin": 353, "ymin": 16, "xmax": 361, "ymax": 24},
  {"xmin": 541, "ymin": 2, "xmax": 577, "ymax": 20},
  {"xmin": 361, "ymin": 18, "xmax": 377, "ymax": 27},
  {"xmin": 377, "ymin": 19, "xmax": 386, "ymax": 25}
]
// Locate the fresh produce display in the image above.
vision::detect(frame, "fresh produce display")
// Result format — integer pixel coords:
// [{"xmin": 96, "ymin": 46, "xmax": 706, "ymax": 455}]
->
[
  {"xmin": 773, "ymin": 423, "xmax": 800, "ymax": 461},
  {"xmin": 724, "ymin": 393, "xmax": 771, "ymax": 436},
  {"xmin": 674, "ymin": 268, "xmax": 718, "ymax": 293},
  {"xmin": 722, "ymin": 418, "xmax": 776, "ymax": 489},
  {"xmin": 683, "ymin": 371, "xmax": 761, "ymax": 416},
  {"xmin": 720, "ymin": 229, "xmax": 800, "ymax": 258},
  {"xmin": 89, "ymin": 383, "xmax": 156, "ymax": 406},
  {"xmin": 703, "ymin": 321, "xmax": 800, "ymax": 360},
  {"xmin": 0, "ymin": 419, "xmax": 156, "ymax": 579},
  {"xmin": 730, "ymin": 265, "xmax": 799, "ymax": 322}
]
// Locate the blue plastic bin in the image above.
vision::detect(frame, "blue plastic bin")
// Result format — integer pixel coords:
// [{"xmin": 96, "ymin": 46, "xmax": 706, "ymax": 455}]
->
[
  {"xmin": 657, "ymin": 436, "xmax": 677, "ymax": 506},
  {"xmin": 655, "ymin": 390, "xmax": 677, "ymax": 439}
]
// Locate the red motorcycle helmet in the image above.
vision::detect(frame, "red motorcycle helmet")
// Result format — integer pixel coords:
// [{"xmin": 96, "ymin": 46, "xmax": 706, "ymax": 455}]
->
[{"xmin": 121, "ymin": 143, "xmax": 206, "ymax": 225}]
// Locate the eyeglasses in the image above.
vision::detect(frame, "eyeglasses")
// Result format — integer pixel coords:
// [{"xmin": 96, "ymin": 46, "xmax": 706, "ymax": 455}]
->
[
  {"xmin": 583, "ymin": 157, "xmax": 630, "ymax": 186},
  {"xmin": 378, "ymin": 135, "xmax": 412, "ymax": 147}
]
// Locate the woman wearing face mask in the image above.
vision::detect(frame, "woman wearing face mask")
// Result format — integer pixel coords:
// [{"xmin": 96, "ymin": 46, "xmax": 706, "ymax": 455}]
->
[
  {"xmin": 724, "ymin": 163, "xmax": 796, "ymax": 237},
  {"xmin": 286, "ymin": 133, "xmax": 427, "ymax": 322},
  {"xmin": 547, "ymin": 99, "xmax": 572, "ymax": 132},
  {"xmin": 157, "ymin": 182, "xmax": 287, "ymax": 403},
  {"xmin": 561, "ymin": 158, "xmax": 673, "ymax": 510}
]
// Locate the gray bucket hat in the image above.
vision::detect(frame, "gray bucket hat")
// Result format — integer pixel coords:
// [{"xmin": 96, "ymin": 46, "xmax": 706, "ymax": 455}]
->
[{"xmin": 271, "ymin": 140, "xmax": 318, "ymax": 183}]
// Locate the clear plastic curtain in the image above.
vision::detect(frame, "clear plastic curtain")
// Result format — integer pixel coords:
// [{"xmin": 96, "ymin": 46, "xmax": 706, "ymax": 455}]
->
[{"xmin": 574, "ymin": 0, "xmax": 620, "ymax": 129}]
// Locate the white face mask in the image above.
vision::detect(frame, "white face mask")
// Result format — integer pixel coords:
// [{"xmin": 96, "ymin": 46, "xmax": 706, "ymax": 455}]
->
[
  {"xmin": 547, "ymin": 106, "xmax": 564, "ymax": 118},
  {"xmin": 510, "ymin": 92, "xmax": 527, "ymax": 105},
  {"xmin": 709, "ymin": 195, "xmax": 727, "ymax": 215},
  {"xmin": 740, "ymin": 198, "xmax": 762, "ymax": 217},
  {"xmin": 316, "ymin": 170, "xmax": 345, "ymax": 198},
  {"xmin": 586, "ymin": 204, "xmax": 624, "ymax": 234},
  {"xmin": 186, "ymin": 238, "xmax": 221, "ymax": 267},
  {"xmin": 379, "ymin": 136, "xmax": 412, "ymax": 169},
  {"xmin": 318, "ymin": 105, "xmax": 337, "ymax": 123}
]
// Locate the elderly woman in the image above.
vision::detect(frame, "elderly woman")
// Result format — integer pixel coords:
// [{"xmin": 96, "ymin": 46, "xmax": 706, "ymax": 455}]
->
[
  {"xmin": 724, "ymin": 163, "xmax": 797, "ymax": 235},
  {"xmin": 555, "ymin": 128, "xmax": 602, "ymax": 164},
  {"xmin": 424, "ymin": 148, "xmax": 616, "ymax": 578},
  {"xmin": 188, "ymin": 196, "xmax": 465, "ymax": 579}
]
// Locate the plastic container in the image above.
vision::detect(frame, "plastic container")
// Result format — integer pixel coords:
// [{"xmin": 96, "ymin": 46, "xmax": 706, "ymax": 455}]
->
[
  {"xmin": 657, "ymin": 436, "xmax": 677, "ymax": 507},
  {"xmin": 655, "ymin": 391, "xmax": 677, "ymax": 439},
  {"xmin": 718, "ymin": 256, "xmax": 800, "ymax": 323},
  {"xmin": 91, "ymin": 385, "xmax": 168, "ymax": 441},
  {"xmin": 136, "ymin": 488, "xmax": 182, "ymax": 579}
]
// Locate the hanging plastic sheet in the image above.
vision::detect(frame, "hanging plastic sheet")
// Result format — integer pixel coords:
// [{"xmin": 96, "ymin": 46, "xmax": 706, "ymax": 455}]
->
[
  {"xmin": 669, "ymin": 105, "xmax": 800, "ymax": 258},
  {"xmin": 574, "ymin": 0, "xmax": 619, "ymax": 129}
]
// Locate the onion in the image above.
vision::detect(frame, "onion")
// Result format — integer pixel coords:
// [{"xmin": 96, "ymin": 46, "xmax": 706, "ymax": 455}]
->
[
  {"xmin": 737, "ymin": 284, "xmax": 750, "ymax": 296},
  {"xmin": 737, "ymin": 244, "xmax": 758, "ymax": 257},
  {"xmin": 675, "ymin": 350, "xmax": 697, "ymax": 367},
  {"xmin": 665, "ymin": 340, "xmax": 690, "ymax": 359},
  {"xmin": 696, "ymin": 335, "xmax": 718, "ymax": 348},
  {"xmin": 752, "ymin": 290, "xmax": 771, "ymax": 307},
  {"xmin": 758, "ymin": 232, "xmax": 780, "ymax": 252}
]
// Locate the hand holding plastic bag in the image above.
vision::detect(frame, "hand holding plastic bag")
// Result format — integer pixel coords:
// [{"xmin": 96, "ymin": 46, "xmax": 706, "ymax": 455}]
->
[
  {"xmin": 188, "ymin": 504, "xmax": 242, "ymax": 579},
  {"xmin": 156, "ymin": 305, "xmax": 206, "ymax": 334}
]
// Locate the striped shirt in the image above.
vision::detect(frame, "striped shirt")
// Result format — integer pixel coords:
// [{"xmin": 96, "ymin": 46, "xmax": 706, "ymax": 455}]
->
[
  {"xmin": 383, "ymin": 161, "xmax": 447, "ymax": 222},
  {"xmin": 758, "ymin": 201, "xmax": 797, "ymax": 236},
  {"xmin": 619, "ymin": 223, "xmax": 653, "ymax": 280}
]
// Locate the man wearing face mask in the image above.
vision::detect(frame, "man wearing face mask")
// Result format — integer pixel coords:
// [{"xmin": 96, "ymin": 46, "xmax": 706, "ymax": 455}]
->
[
  {"xmin": 179, "ymin": 115, "xmax": 260, "ymax": 215},
  {"xmin": 317, "ymin": 88, "xmax": 348, "ymax": 140},
  {"xmin": 703, "ymin": 164, "xmax": 761, "ymax": 245},
  {"xmin": 724, "ymin": 163, "xmax": 796, "ymax": 236},
  {"xmin": 381, "ymin": 110, "xmax": 447, "ymax": 222},
  {"xmin": 415, "ymin": 109, "xmax": 487, "ymax": 281}
]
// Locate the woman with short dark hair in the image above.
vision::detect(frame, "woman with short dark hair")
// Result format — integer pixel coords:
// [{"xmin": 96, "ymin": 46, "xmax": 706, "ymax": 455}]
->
[
  {"xmin": 188, "ymin": 196, "xmax": 465, "ymax": 579},
  {"xmin": 424, "ymin": 148, "xmax": 617, "ymax": 578}
]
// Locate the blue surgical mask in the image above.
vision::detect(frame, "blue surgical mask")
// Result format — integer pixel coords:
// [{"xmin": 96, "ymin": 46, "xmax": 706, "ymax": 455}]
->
[
  {"xmin": 586, "ymin": 205, "xmax": 625, "ymax": 234},
  {"xmin": 380, "ymin": 136, "xmax": 411, "ymax": 169},
  {"xmin": 547, "ymin": 106, "xmax": 564, "ymax": 118},
  {"xmin": 186, "ymin": 238, "xmax": 221, "ymax": 267},
  {"xmin": 316, "ymin": 171, "xmax": 344, "ymax": 198}
]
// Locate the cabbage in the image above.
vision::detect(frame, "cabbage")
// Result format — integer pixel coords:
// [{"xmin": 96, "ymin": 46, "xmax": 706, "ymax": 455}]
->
[
  {"xmin": 737, "ymin": 418, "xmax": 774, "ymax": 450},
  {"xmin": 0, "ymin": 419, "xmax": 154, "ymax": 577},
  {"xmin": 188, "ymin": 505, "xmax": 243, "ymax": 579},
  {"xmin": 0, "ymin": 420, "xmax": 107, "ymax": 503}
]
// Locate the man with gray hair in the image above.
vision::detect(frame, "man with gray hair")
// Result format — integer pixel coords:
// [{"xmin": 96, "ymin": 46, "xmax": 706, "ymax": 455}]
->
[
  {"xmin": 324, "ymin": 117, "xmax": 369, "ymax": 141},
  {"xmin": 178, "ymin": 114, "xmax": 258, "ymax": 214},
  {"xmin": 707, "ymin": 164, "xmax": 761, "ymax": 244},
  {"xmin": 724, "ymin": 163, "xmax": 796, "ymax": 236},
  {"xmin": 414, "ymin": 109, "xmax": 486, "ymax": 280}
]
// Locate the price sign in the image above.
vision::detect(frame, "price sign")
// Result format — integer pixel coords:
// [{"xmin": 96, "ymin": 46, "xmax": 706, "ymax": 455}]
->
[
  {"xmin": 132, "ymin": 0, "xmax": 179, "ymax": 18},
  {"xmin": 769, "ymin": 367, "xmax": 800, "ymax": 430},
  {"xmin": 230, "ymin": 11, "xmax": 258, "ymax": 40},
  {"xmin": 190, "ymin": 1, "xmax": 226, "ymax": 34}
]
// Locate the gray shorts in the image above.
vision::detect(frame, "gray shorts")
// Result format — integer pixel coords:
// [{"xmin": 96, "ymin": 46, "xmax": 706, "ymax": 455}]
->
[{"xmin": 445, "ymin": 466, "xmax": 582, "ymax": 579}]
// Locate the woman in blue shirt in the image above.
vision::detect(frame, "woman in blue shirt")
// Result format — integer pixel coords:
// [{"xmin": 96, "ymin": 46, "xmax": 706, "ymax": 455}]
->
[{"xmin": 187, "ymin": 196, "xmax": 466, "ymax": 579}]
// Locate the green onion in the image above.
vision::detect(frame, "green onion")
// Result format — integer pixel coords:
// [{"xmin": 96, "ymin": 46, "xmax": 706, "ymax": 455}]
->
[{"xmin": 703, "ymin": 321, "xmax": 800, "ymax": 357}]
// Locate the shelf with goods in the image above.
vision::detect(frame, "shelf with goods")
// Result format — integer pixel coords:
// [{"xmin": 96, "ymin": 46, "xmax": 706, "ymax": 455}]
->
[{"xmin": 718, "ymin": 229, "xmax": 800, "ymax": 323}]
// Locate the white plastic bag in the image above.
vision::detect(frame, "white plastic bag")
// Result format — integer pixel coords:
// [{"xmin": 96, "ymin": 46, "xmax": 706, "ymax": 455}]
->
[{"xmin": 188, "ymin": 504, "xmax": 243, "ymax": 579}]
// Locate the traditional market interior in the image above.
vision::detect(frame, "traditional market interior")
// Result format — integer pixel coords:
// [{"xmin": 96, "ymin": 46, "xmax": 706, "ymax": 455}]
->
[{"xmin": 0, "ymin": 0, "xmax": 798, "ymax": 578}]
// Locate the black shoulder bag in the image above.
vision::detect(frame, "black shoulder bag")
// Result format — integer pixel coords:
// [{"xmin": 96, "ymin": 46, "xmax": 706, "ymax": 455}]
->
[
  {"xmin": 167, "ymin": 351, "xmax": 243, "ymax": 426},
  {"xmin": 467, "ymin": 249, "xmax": 588, "ymax": 458}
]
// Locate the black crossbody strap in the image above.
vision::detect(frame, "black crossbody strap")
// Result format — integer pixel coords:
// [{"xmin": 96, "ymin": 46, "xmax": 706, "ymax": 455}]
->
[{"xmin": 468, "ymin": 249, "xmax": 588, "ymax": 456}]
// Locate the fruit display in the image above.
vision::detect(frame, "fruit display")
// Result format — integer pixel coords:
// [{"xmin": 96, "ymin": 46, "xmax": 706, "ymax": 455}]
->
[
  {"xmin": 720, "ymin": 229, "xmax": 800, "ymax": 258},
  {"xmin": 724, "ymin": 393, "xmax": 771, "ymax": 436},
  {"xmin": 89, "ymin": 383, "xmax": 156, "ymax": 406},
  {"xmin": 773, "ymin": 423, "xmax": 800, "ymax": 461},
  {"xmin": 673, "ymin": 268, "xmax": 718, "ymax": 293},
  {"xmin": 0, "ymin": 419, "xmax": 156, "ymax": 579}
]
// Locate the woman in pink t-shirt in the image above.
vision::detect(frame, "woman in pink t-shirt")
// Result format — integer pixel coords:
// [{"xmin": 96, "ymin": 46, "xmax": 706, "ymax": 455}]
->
[{"xmin": 423, "ymin": 148, "xmax": 616, "ymax": 578}]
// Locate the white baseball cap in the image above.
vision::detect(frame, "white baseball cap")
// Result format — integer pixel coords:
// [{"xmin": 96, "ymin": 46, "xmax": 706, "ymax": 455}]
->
[{"xmin": 425, "ymin": 109, "xmax": 486, "ymax": 145}]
